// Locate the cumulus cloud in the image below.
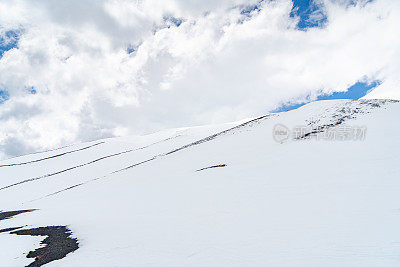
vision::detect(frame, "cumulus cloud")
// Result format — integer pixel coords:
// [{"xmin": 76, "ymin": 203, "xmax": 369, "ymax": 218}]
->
[{"xmin": 0, "ymin": 0, "xmax": 399, "ymax": 158}]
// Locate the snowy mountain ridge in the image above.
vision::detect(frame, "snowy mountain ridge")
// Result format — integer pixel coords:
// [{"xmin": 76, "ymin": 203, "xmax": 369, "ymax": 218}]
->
[{"xmin": 1, "ymin": 99, "xmax": 400, "ymax": 266}]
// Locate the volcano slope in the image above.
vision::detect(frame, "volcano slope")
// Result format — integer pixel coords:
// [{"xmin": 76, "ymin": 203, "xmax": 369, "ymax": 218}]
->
[{"xmin": 0, "ymin": 99, "xmax": 400, "ymax": 266}]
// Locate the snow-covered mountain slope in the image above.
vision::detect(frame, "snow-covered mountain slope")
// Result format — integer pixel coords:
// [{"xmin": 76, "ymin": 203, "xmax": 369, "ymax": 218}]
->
[{"xmin": 1, "ymin": 99, "xmax": 400, "ymax": 267}]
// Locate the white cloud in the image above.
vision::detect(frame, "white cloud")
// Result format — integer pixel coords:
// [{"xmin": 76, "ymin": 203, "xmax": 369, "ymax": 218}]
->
[{"xmin": 0, "ymin": 0, "xmax": 399, "ymax": 158}]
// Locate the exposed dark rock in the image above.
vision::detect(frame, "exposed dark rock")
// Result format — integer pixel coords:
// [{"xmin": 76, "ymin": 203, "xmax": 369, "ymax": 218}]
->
[
  {"xmin": 0, "ymin": 226, "xmax": 23, "ymax": 233},
  {"xmin": 296, "ymin": 99, "xmax": 399, "ymax": 140},
  {"xmin": 11, "ymin": 226, "xmax": 79, "ymax": 267},
  {"xmin": 1, "ymin": 210, "xmax": 79, "ymax": 266},
  {"xmin": 0, "ymin": 210, "xmax": 35, "ymax": 221}
]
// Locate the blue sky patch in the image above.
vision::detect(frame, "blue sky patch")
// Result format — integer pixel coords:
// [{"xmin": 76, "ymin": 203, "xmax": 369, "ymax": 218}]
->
[
  {"xmin": 0, "ymin": 90, "xmax": 10, "ymax": 104},
  {"xmin": 237, "ymin": 0, "xmax": 327, "ymax": 28},
  {"xmin": 271, "ymin": 80, "xmax": 381, "ymax": 113},
  {"xmin": 290, "ymin": 0, "xmax": 328, "ymax": 29},
  {"xmin": 0, "ymin": 30, "xmax": 21, "ymax": 58}
]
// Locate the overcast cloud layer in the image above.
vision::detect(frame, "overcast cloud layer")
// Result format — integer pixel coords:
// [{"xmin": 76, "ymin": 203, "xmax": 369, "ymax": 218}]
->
[{"xmin": 0, "ymin": 0, "xmax": 399, "ymax": 158}]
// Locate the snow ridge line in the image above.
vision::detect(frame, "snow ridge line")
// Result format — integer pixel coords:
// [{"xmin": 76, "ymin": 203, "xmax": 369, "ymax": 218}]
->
[
  {"xmin": 165, "ymin": 115, "xmax": 272, "ymax": 156},
  {"xmin": 0, "ymin": 142, "xmax": 105, "ymax": 168}
]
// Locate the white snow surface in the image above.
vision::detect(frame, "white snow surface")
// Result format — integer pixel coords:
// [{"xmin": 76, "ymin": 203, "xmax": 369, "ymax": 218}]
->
[{"xmin": 1, "ymin": 99, "xmax": 400, "ymax": 266}]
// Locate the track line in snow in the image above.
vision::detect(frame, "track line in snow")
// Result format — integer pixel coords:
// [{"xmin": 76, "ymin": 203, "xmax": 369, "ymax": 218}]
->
[
  {"xmin": 0, "ymin": 144, "xmax": 77, "ymax": 162},
  {"xmin": 0, "ymin": 135, "xmax": 182, "ymax": 192},
  {"xmin": 196, "ymin": 164, "xmax": 227, "ymax": 172},
  {"xmin": 0, "ymin": 142, "xmax": 105, "ymax": 168},
  {"xmin": 33, "ymin": 115, "xmax": 272, "ymax": 201}
]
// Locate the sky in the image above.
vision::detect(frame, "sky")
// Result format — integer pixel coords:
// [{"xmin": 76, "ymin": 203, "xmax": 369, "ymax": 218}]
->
[
  {"xmin": 0, "ymin": 0, "xmax": 399, "ymax": 159},
  {"xmin": 272, "ymin": 80, "xmax": 381, "ymax": 112}
]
